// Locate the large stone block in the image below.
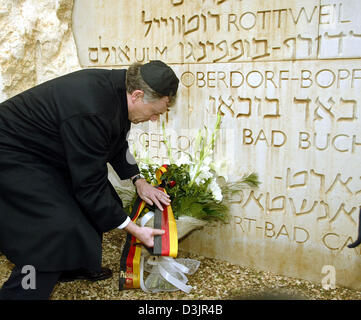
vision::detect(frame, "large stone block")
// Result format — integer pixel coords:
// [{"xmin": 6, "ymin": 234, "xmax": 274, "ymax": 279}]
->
[
  {"xmin": 73, "ymin": 0, "xmax": 361, "ymax": 290},
  {"xmin": 0, "ymin": 0, "xmax": 80, "ymax": 100}
]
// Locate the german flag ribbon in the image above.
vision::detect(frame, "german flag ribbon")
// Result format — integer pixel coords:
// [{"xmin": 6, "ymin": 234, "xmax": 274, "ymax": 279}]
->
[
  {"xmin": 119, "ymin": 165, "xmax": 178, "ymax": 290},
  {"xmin": 119, "ymin": 196, "xmax": 144, "ymax": 290}
]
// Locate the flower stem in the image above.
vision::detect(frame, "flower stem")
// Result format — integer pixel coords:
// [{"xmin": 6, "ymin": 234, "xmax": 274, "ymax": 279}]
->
[{"xmin": 188, "ymin": 112, "xmax": 222, "ymax": 188}]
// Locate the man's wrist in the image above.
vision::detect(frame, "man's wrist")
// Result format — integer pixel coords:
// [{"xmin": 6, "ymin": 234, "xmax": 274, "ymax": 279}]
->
[
  {"xmin": 131, "ymin": 174, "xmax": 142, "ymax": 185},
  {"xmin": 124, "ymin": 220, "xmax": 141, "ymax": 237},
  {"xmin": 134, "ymin": 177, "xmax": 147, "ymax": 188}
]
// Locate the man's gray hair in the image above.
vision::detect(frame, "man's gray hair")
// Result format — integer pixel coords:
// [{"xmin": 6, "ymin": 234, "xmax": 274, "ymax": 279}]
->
[{"xmin": 126, "ymin": 62, "xmax": 176, "ymax": 105}]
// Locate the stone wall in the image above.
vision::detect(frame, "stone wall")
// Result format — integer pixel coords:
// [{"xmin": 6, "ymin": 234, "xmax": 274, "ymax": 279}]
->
[
  {"xmin": 72, "ymin": 0, "xmax": 361, "ymax": 290},
  {"xmin": 1, "ymin": 0, "xmax": 360, "ymax": 290},
  {"xmin": 0, "ymin": 0, "xmax": 80, "ymax": 101}
]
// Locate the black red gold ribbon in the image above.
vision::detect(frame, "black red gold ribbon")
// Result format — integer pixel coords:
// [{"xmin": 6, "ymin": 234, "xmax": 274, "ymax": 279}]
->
[{"xmin": 119, "ymin": 165, "xmax": 178, "ymax": 290}]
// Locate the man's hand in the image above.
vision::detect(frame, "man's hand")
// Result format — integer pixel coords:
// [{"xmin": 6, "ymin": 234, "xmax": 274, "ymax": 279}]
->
[
  {"xmin": 134, "ymin": 178, "xmax": 171, "ymax": 211},
  {"xmin": 124, "ymin": 220, "xmax": 165, "ymax": 248}
]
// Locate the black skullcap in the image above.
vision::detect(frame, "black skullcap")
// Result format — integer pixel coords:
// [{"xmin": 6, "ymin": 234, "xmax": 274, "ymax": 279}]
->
[{"xmin": 140, "ymin": 60, "xmax": 179, "ymax": 96}]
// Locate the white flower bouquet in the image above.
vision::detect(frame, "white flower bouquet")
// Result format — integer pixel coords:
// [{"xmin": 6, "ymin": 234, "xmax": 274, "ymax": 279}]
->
[
  {"xmin": 116, "ymin": 112, "xmax": 260, "ymax": 239},
  {"xmin": 115, "ymin": 113, "xmax": 260, "ymax": 293}
]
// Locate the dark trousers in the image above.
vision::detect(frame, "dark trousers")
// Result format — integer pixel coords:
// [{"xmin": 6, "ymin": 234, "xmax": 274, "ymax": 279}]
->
[{"xmin": 0, "ymin": 265, "xmax": 61, "ymax": 300}]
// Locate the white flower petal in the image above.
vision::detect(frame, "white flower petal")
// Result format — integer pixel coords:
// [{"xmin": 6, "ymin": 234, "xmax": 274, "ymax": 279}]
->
[
  {"xmin": 175, "ymin": 153, "xmax": 192, "ymax": 166},
  {"xmin": 209, "ymin": 179, "xmax": 223, "ymax": 202}
]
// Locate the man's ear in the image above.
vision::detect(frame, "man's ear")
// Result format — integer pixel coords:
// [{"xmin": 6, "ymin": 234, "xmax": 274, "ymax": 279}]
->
[{"xmin": 131, "ymin": 90, "xmax": 144, "ymax": 103}]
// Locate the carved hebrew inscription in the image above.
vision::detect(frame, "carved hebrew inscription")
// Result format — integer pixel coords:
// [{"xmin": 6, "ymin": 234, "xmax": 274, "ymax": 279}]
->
[
  {"xmin": 127, "ymin": 56, "xmax": 361, "ymax": 256},
  {"xmin": 73, "ymin": 1, "xmax": 361, "ymax": 66},
  {"xmin": 74, "ymin": 1, "xmax": 361, "ymax": 278}
]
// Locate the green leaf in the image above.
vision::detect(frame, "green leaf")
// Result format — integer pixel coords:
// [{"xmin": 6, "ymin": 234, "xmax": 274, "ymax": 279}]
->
[{"xmin": 241, "ymin": 172, "xmax": 261, "ymax": 188}]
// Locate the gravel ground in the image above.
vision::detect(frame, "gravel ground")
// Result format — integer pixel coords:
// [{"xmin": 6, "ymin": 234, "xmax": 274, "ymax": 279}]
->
[{"xmin": 1, "ymin": 228, "xmax": 360, "ymax": 300}]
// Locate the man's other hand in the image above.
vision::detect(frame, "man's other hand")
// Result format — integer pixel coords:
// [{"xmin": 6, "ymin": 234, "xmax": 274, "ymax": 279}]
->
[
  {"xmin": 134, "ymin": 178, "xmax": 171, "ymax": 211},
  {"xmin": 124, "ymin": 221, "xmax": 165, "ymax": 248}
]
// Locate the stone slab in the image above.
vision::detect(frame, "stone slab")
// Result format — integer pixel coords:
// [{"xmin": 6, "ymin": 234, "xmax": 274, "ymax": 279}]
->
[{"xmin": 73, "ymin": 0, "xmax": 361, "ymax": 290}]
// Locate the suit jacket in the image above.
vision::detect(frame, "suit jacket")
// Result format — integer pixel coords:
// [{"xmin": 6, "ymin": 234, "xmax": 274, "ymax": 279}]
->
[{"xmin": 0, "ymin": 68, "xmax": 139, "ymax": 271}]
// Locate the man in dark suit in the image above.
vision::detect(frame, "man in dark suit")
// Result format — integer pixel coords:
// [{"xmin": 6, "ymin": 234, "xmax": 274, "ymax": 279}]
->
[{"xmin": 0, "ymin": 60, "xmax": 179, "ymax": 299}]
